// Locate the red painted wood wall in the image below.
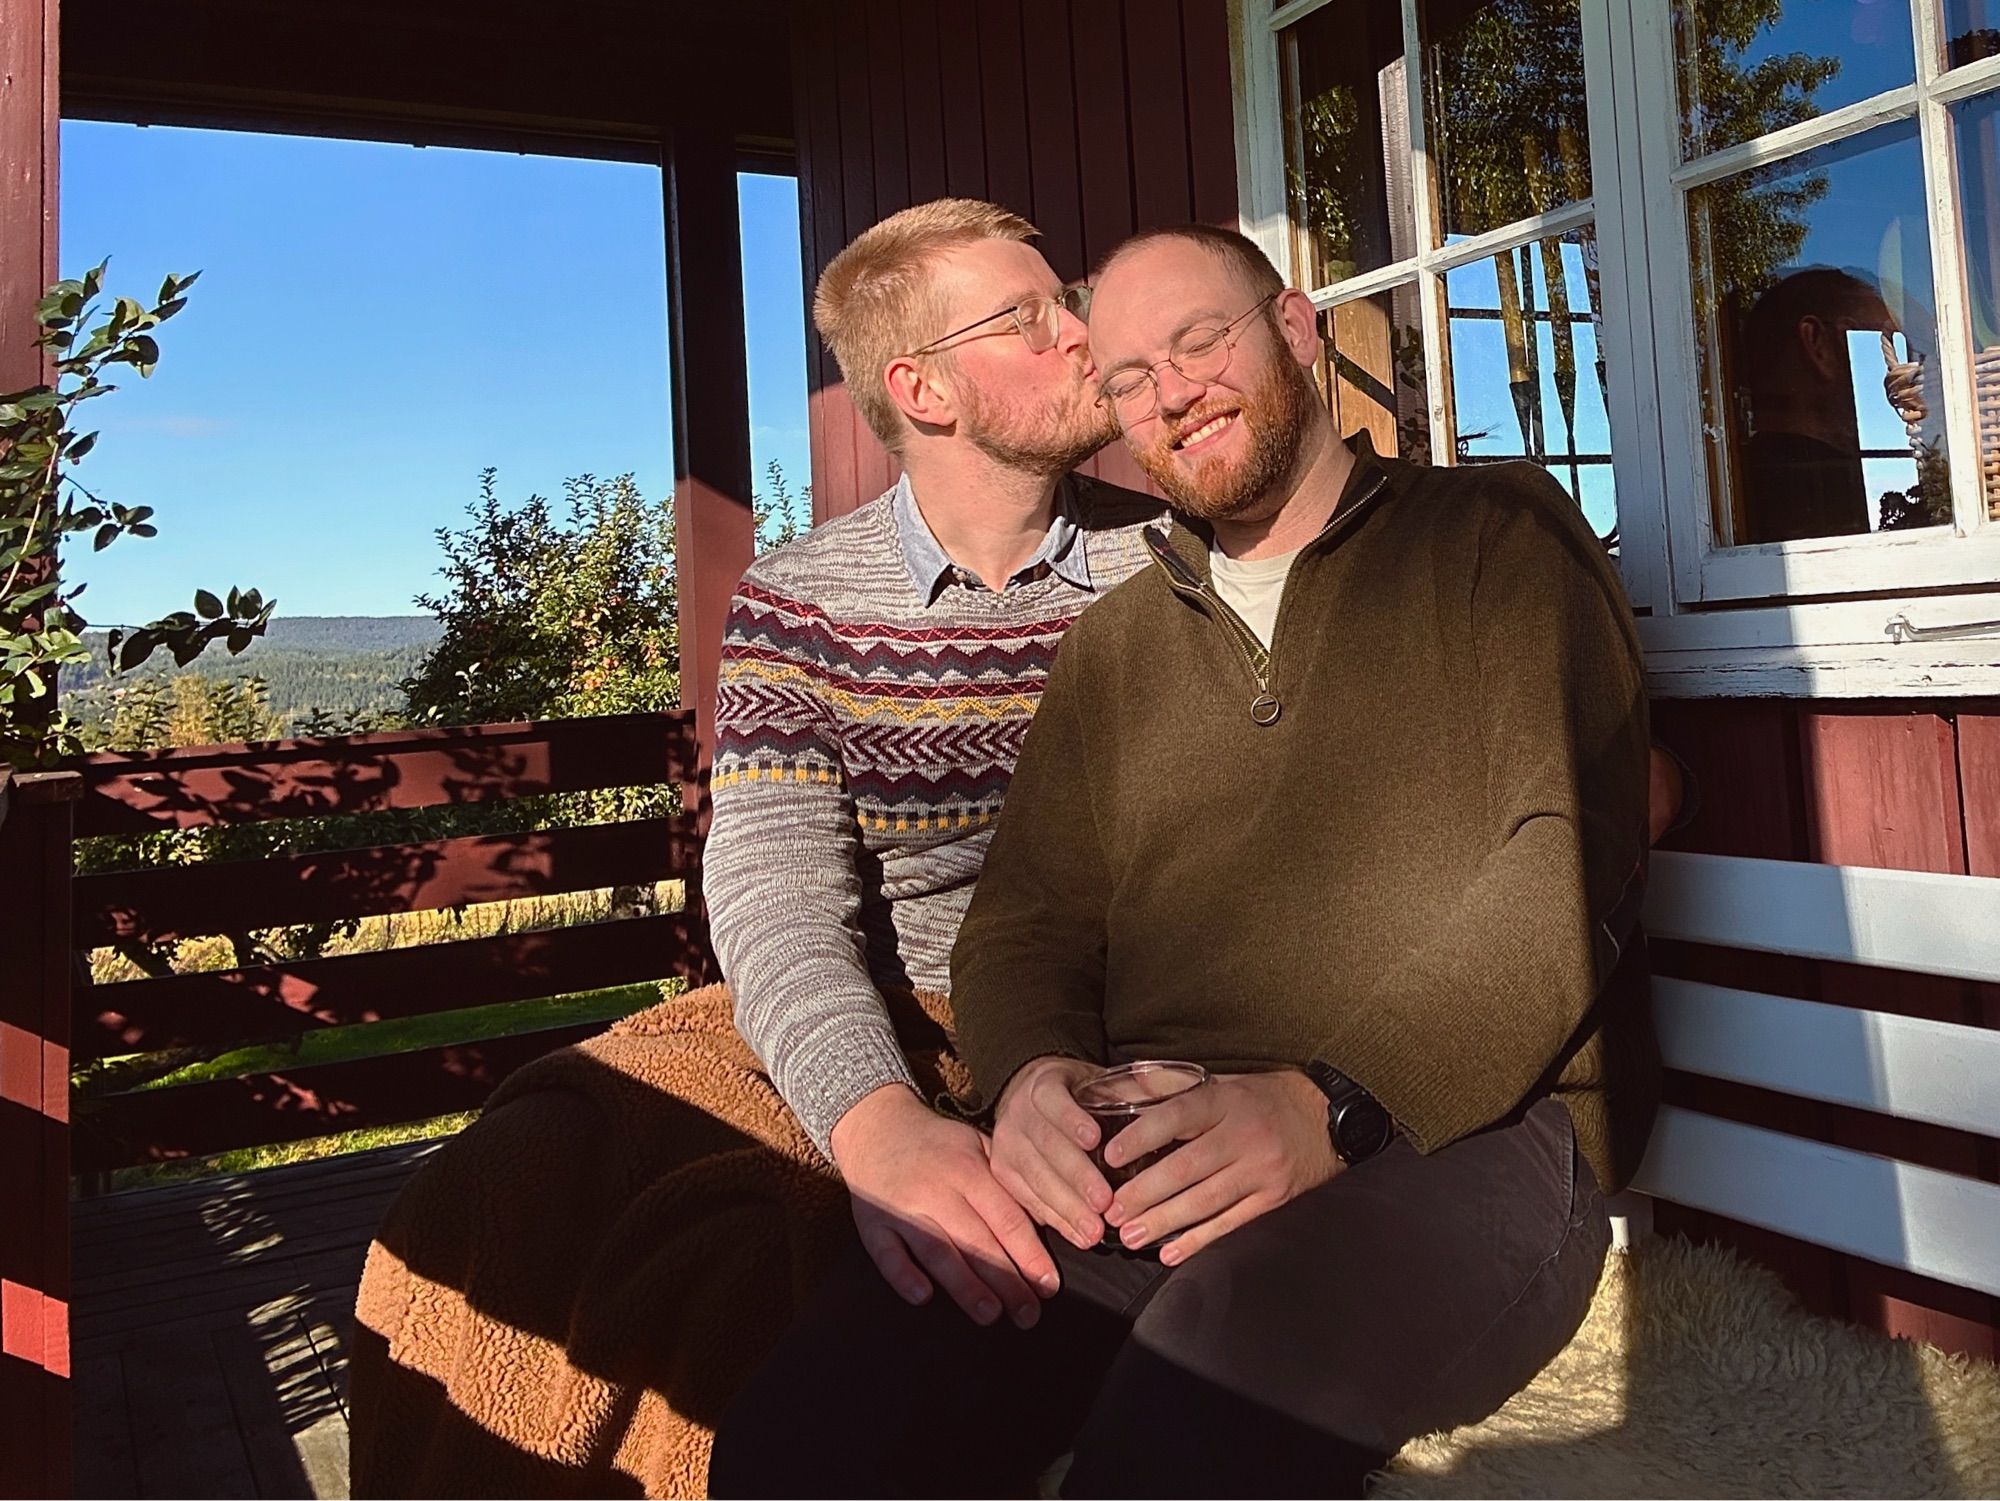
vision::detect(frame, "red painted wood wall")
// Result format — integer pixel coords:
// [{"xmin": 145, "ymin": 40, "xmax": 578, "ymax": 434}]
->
[
  {"xmin": 1652, "ymin": 697, "xmax": 2000, "ymax": 1360},
  {"xmin": 0, "ymin": 2, "xmax": 72, "ymax": 1493},
  {"xmin": 789, "ymin": 0, "xmax": 1240, "ymax": 522}
]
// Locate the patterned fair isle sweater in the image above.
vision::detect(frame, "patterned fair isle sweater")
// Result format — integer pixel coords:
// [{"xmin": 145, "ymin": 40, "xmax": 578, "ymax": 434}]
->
[{"xmin": 705, "ymin": 473, "xmax": 1162, "ymax": 1158}]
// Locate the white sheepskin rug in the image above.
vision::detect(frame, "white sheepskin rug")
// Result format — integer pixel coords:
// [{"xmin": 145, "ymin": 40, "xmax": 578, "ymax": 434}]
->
[{"xmin": 1373, "ymin": 1237, "xmax": 2000, "ymax": 1499}]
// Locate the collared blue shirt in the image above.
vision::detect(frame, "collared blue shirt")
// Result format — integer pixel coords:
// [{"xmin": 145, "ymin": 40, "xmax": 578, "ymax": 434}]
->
[{"xmin": 891, "ymin": 472, "xmax": 1094, "ymax": 604}]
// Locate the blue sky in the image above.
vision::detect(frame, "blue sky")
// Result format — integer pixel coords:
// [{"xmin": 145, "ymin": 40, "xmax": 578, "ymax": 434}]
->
[{"xmin": 57, "ymin": 122, "xmax": 810, "ymax": 622}]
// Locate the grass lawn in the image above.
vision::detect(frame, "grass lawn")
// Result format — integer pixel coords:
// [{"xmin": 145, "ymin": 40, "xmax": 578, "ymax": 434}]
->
[{"xmin": 81, "ymin": 952, "xmax": 678, "ymax": 1193}]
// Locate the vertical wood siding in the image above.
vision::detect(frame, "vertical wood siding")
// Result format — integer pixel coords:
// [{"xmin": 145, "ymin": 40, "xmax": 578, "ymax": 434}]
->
[
  {"xmin": 1652, "ymin": 697, "xmax": 2000, "ymax": 1359},
  {"xmin": 790, "ymin": 0, "xmax": 1239, "ymax": 521}
]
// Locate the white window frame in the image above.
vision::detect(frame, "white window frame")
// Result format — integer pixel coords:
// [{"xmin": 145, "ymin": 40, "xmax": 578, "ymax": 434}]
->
[{"xmin": 1228, "ymin": 0, "xmax": 2000, "ymax": 697}]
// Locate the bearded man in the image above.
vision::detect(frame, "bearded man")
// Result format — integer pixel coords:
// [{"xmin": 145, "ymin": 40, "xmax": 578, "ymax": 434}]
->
[{"xmin": 709, "ymin": 224, "xmax": 1657, "ymax": 1500}]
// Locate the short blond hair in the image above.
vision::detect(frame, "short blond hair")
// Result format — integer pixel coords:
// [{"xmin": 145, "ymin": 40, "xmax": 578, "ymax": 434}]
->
[{"xmin": 814, "ymin": 199, "xmax": 1039, "ymax": 453}]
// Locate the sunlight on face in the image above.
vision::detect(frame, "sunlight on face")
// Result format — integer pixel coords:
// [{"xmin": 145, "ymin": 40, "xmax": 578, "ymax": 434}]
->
[
  {"xmin": 925, "ymin": 239, "xmax": 1113, "ymax": 473},
  {"xmin": 1089, "ymin": 240, "xmax": 1315, "ymax": 520}
]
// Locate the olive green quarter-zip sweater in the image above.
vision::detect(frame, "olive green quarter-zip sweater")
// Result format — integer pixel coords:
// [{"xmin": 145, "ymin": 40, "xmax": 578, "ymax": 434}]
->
[{"xmin": 949, "ymin": 437, "xmax": 1661, "ymax": 1193}]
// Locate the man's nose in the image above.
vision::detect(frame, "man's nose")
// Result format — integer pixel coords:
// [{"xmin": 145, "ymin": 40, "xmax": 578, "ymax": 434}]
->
[
  {"xmin": 1156, "ymin": 361, "xmax": 1205, "ymax": 417},
  {"xmin": 1056, "ymin": 306, "xmax": 1090, "ymax": 359}
]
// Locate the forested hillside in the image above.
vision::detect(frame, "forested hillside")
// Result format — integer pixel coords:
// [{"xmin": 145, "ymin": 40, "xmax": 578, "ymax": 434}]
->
[{"xmin": 64, "ymin": 616, "xmax": 441, "ymax": 737}]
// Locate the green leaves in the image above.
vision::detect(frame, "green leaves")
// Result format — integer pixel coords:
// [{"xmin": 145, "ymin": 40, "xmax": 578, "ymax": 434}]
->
[{"xmin": 2, "ymin": 261, "xmax": 261, "ymax": 770}]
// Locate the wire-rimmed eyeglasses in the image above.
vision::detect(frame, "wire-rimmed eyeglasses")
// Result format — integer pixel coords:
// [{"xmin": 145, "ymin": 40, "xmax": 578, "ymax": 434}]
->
[
  {"xmin": 903, "ymin": 284, "xmax": 1093, "ymax": 358},
  {"xmin": 1097, "ymin": 293, "xmax": 1280, "ymax": 425}
]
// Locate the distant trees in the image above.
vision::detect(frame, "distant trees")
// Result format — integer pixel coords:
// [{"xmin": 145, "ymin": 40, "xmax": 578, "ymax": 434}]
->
[{"xmin": 401, "ymin": 459, "xmax": 804, "ymax": 731}]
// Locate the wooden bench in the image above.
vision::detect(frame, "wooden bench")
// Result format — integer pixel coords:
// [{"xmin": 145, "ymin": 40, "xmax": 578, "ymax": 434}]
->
[{"xmin": 1621, "ymin": 850, "xmax": 2000, "ymax": 1305}]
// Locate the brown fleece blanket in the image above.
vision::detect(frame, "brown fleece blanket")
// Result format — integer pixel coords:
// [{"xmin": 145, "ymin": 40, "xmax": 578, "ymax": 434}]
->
[{"xmin": 348, "ymin": 981, "xmax": 968, "ymax": 1499}]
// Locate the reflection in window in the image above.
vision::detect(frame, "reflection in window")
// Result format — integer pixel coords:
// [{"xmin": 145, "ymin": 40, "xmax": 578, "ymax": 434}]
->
[
  {"xmin": 1957, "ymin": 90, "xmax": 2000, "ymax": 520},
  {"xmin": 1315, "ymin": 291, "xmax": 1430, "ymax": 464},
  {"xmin": 1421, "ymin": 0, "xmax": 1592, "ymax": 242},
  {"xmin": 1948, "ymin": 0, "xmax": 2000, "ymax": 68},
  {"xmin": 1690, "ymin": 123, "xmax": 1948, "ymax": 546},
  {"xmin": 1444, "ymin": 231, "xmax": 1617, "ymax": 543},
  {"xmin": 1281, "ymin": 0, "xmax": 1414, "ymax": 288},
  {"xmin": 1674, "ymin": 0, "xmax": 1914, "ymax": 160}
]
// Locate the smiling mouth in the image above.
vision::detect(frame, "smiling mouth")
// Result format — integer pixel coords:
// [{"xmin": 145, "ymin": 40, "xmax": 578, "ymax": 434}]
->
[{"xmin": 1172, "ymin": 410, "xmax": 1240, "ymax": 452}]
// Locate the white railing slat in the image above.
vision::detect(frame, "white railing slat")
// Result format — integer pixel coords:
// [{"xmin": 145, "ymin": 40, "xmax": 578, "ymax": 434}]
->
[
  {"xmin": 1644, "ymin": 851, "xmax": 2000, "ymax": 984},
  {"xmin": 1630, "ymin": 1108, "xmax": 2000, "ymax": 1298},
  {"xmin": 1653, "ymin": 979, "xmax": 2000, "ymax": 1138}
]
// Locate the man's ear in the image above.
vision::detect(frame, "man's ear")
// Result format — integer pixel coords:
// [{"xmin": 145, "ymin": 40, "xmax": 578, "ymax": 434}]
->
[
  {"xmin": 1796, "ymin": 314, "xmax": 1844, "ymax": 383},
  {"xmin": 1274, "ymin": 287, "xmax": 1320, "ymax": 369},
  {"xmin": 885, "ymin": 355, "xmax": 957, "ymax": 433}
]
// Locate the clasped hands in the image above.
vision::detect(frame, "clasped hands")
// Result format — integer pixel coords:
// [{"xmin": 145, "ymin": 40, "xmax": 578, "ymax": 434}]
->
[
  {"xmin": 990, "ymin": 1057, "xmax": 1341, "ymax": 1267},
  {"xmin": 831, "ymin": 1059, "xmax": 1340, "ymax": 1330}
]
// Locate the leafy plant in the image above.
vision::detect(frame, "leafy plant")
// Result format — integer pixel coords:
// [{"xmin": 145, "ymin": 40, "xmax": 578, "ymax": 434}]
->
[{"xmin": 0, "ymin": 262, "xmax": 273, "ymax": 767}]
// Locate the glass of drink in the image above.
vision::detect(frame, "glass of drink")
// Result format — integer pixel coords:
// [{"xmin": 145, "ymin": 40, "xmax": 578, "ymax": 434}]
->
[{"xmin": 1073, "ymin": 1061, "xmax": 1208, "ymax": 1247}]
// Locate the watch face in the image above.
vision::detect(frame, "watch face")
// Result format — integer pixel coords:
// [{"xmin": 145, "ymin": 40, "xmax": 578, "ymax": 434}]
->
[{"xmin": 1334, "ymin": 1098, "xmax": 1394, "ymax": 1164}]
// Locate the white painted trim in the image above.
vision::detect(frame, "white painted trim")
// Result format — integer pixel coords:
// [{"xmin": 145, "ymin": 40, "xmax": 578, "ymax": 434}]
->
[
  {"xmin": 1915, "ymin": 0, "xmax": 1992, "ymax": 544},
  {"xmin": 1653, "ymin": 978, "xmax": 2000, "ymax": 1137},
  {"xmin": 1694, "ymin": 527, "xmax": 2000, "ymax": 605},
  {"xmin": 1308, "ymin": 259, "xmax": 1420, "ymax": 309},
  {"xmin": 1399, "ymin": 0, "xmax": 1455, "ymax": 462},
  {"xmin": 1671, "ymin": 85, "xmax": 1921, "ymax": 191},
  {"xmin": 1425, "ymin": 200, "xmax": 1600, "ymax": 275},
  {"xmin": 1624, "ymin": 0, "xmax": 1716, "ymax": 609},
  {"xmin": 1266, "ymin": 0, "xmax": 1334, "ymax": 31},
  {"xmin": 1645, "ymin": 648, "xmax": 2000, "ymax": 697},
  {"xmin": 1645, "ymin": 852, "xmax": 2000, "ymax": 985},
  {"xmin": 1637, "ymin": 589, "xmax": 2000, "ymax": 651},
  {"xmin": 1583, "ymin": 0, "xmax": 1667, "ymax": 610},
  {"xmin": 1230, "ymin": 0, "xmax": 1291, "ymax": 274},
  {"xmin": 1630, "ymin": 1107, "xmax": 2000, "ymax": 1298},
  {"xmin": 1933, "ymin": 49, "xmax": 2000, "ymax": 106},
  {"xmin": 1638, "ymin": 591, "xmax": 2000, "ymax": 694}
]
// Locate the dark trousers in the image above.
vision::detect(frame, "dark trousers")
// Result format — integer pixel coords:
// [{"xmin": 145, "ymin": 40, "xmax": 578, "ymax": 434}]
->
[{"xmin": 708, "ymin": 1097, "xmax": 1608, "ymax": 1500}]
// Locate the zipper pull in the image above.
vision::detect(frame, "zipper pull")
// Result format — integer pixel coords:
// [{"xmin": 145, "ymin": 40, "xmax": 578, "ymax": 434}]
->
[{"xmin": 1251, "ymin": 692, "xmax": 1281, "ymax": 726}]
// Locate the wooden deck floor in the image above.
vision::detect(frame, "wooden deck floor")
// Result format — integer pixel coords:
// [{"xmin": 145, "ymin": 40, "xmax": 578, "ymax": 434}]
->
[{"xmin": 71, "ymin": 1141, "xmax": 441, "ymax": 1500}]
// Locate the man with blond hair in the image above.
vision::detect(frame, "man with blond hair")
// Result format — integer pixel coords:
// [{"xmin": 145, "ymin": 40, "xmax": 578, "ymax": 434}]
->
[
  {"xmin": 349, "ymin": 198, "xmax": 1162, "ymax": 1497},
  {"xmin": 704, "ymin": 197, "xmax": 1163, "ymax": 1323}
]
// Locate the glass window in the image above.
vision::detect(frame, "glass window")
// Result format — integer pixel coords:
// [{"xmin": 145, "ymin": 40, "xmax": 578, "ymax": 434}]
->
[
  {"xmin": 1421, "ymin": 0, "xmax": 1594, "ymax": 242},
  {"xmin": 1675, "ymin": 0, "xmax": 1917, "ymax": 160},
  {"xmin": 1688, "ymin": 121, "xmax": 1947, "ymax": 546},
  {"xmin": 1444, "ymin": 229, "xmax": 1617, "ymax": 542},
  {"xmin": 1315, "ymin": 291, "xmax": 1432, "ymax": 463},
  {"xmin": 1282, "ymin": 0, "xmax": 1416, "ymax": 289},
  {"xmin": 1946, "ymin": 0, "xmax": 2000, "ymax": 68},
  {"xmin": 1957, "ymin": 90, "xmax": 2000, "ymax": 521}
]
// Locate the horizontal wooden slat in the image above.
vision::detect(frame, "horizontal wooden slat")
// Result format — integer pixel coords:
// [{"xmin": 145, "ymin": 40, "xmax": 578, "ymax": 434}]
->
[
  {"xmin": 72, "ymin": 1023, "xmax": 605, "ymax": 1173},
  {"xmin": 1630, "ymin": 1106, "xmax": 2000, "ymax": 1298},
  {"xmin": 1654, "ymin": 979, "xmax": 2000, "ymax": 1138},
  {"xmin": 72, "ymin": 711, "xmax": 695, "ymax": 836},
  {"xmin": 75, "ymin": 913, "xmax": 696, "ymax": 1061},
  {"xmin": 1645, "ymin": 851, "xmax": 2000, "ymax": 984},
  {"xmin": 74, "ymin": 816, "xmax": 697, "ymax": 948}
]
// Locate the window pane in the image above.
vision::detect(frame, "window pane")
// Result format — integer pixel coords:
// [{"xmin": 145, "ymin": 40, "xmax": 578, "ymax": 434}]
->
[
  {"xmin": 1282, "ymin": 1, "xmax": 1417, "ymax": 289},
  {"xmin": 1689, "ymin": 121, "xmax": 1948, "ymax": 548},
  {"xmin": 1421, "ymin": 0, "xmax": 1591, "ymax": 244},
  {"xmin": 1957, "ymin": 90, "xmax": 2000, "ymax": 520},
  {"xmin": 1946, "ymin": 0, "xmax": 2000, "ymax": 69},
  {"xmin": 1675, "ymin": 0, "xmax": 1916, "ymax": 160},
  {"xmin": 1315, "ymin": 289, "xmax": 1432, "ymax": 463},
  {"xmin": 1442, "ymin": 227, "xmax": 1618, "ymax": 544}
]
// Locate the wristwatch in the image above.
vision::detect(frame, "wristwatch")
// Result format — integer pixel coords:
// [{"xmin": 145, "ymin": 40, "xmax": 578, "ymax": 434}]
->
[{"xmin": 1303, "ymin": 1062, "xmax": 1395, "ymax": 1167}]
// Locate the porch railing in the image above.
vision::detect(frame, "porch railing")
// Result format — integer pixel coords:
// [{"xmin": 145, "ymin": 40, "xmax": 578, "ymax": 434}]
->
[{"xmin": 65, "ymin": 711, "xmax": 707, "ymax": 1175}]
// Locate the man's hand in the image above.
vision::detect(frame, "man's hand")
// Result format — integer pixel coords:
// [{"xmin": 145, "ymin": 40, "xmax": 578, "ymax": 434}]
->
[
  {"xmin": 829, "ymin": 1084, "xmax": 1059, "ymax": 1328},
  {"xmin": 1102, "ymin": 1070, "xmax": 1338, "ymax": 1265},
  {"xmin": 990, "ymin": 1056, "xmax": 1116, "ymax": 1251},
  {"xmin": 1648, "ymin": 744, "xmax": 1684, "ymax": 846}
]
